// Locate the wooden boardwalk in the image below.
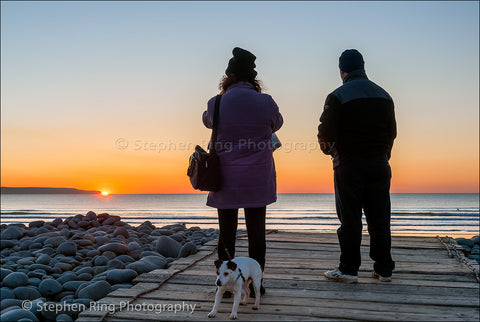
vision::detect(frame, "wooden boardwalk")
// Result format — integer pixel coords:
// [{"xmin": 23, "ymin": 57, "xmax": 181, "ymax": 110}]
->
[{"xmin": 77, "ymin": 232, "xmax": 479, "ymax": 321}]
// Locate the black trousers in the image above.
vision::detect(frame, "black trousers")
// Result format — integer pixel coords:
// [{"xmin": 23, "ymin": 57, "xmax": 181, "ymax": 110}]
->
[
  {"xmin": 334, "ymin": 156, "xmax": 395, "ymax": 276},
  {"xmin": 217, "ymin": 207, "xmax": 266, "ymax": 270}
]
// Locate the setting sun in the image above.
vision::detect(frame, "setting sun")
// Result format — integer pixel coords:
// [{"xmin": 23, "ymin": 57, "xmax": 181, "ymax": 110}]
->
[{"xmin": 101, "ymin": 191, "xmax": 109, "ymax": 196}]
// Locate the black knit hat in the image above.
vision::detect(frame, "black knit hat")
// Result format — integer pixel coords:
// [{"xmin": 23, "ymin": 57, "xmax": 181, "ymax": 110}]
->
[
  {"xmin": 339, "ymin": 49, "xmax": 365, "ymax": 73},
  {"xmin": 225, "ymin": 47, "xmax": 257, "ymax": 78}
]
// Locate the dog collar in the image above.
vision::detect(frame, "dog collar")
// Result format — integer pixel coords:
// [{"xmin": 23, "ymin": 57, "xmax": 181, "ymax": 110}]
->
[{"xmin": 236, "ymin": 268, "xmax": 246, "ymax": 282}]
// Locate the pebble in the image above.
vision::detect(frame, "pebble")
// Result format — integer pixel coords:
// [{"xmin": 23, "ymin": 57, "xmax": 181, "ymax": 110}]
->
[
  {"xmin": 155, "ymin": 236, "xmax": 182, "ymax": 258},
  {"xmin": 99, "ymin": 242, "xmax": 128, "ymax": 255},
  {"xmin": 0, "ymin": 308, "xmax": 39, "ymax": 322},
  {"xmin": 178, "ymin": 242, "xmax": 198, "ymax": 258},
  {"xmin": 106, "ymin": 269, "xmax": 138, "ymax": 284},
  {"xmin": 13, "ymin": 286, "xmax": 42, "ymax": 300},
  {"xmin": 76, "ymin": 281, "xmax": 112, "ymax": 301},
  {"xmin": 57, "ymin": 242, "xmax": 77, "ymax": 256},
  {"xmin": 3, "ymin": 272, "xmax": 29, "ymax": 288},
  {"xmin": 1, "ymin": 226, "xmax": 24, "ymax": 240},
  {"xmin": 39, "ymin": 279, "xmax": 63, "ymax": 297}
]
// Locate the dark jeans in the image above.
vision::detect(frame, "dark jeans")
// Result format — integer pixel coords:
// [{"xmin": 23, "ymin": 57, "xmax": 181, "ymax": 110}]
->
[
  {"xmin": 334, "ymin": 156, "xmax": 395, "ymax": 277},
  {"xmin": 217, "ymin": 207, "xmax": 266, "ymax": 270}
]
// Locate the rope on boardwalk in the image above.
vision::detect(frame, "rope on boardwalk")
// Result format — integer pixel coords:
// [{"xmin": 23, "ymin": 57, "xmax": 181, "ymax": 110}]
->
[
  {"xmin": 96, "ymin": 229, "xmax": 279, "ymax": 321},
  {"xmin": 437, "ymin": 236, "xmax": 480, "ymax": 283}
]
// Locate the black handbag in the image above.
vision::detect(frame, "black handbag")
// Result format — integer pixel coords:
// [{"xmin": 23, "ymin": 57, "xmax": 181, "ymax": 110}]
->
[{"xmin": 187, "ymin": 95, "xmax": 222, "ymax": 191}]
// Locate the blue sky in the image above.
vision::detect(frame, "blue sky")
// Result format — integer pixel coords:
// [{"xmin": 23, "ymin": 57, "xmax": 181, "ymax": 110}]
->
[{"xmin": 1, "ymin": 1, "xmax": 479, "ymax": 193}]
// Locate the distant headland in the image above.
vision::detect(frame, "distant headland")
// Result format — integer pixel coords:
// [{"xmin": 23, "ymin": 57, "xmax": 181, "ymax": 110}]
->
[{"xmin": 1, "ymin": 187, "xmax": 100, "ymax": 194}]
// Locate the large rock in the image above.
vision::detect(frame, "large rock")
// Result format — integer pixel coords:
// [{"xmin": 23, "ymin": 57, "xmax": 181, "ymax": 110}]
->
[
  {"xmin": 178, "ymin": 242, "xmax": 198, "ymax": 258},
  {"xmin": 106, "ymin": 269, "xmax": 138, "ymax": 284},
  {"xmin": 57, "ymin": 242, "xmax": 77, "ymax": 256},
  {"xmin": 155, "ymin": 236, "xmax": 181, "ymax": 258},
  {"xmin": 44, "ymin": 236, "xmax": 67, "ymax": 247},
  {"xmin": 39, "ymin": 279, "xmax": 62, "ymax": 297},
  {"xmin": 99, "ymin": 243, "xmax": 128, "ymax": 255},
  {"xmin": 1, "ymin": 287, "xmax": 15, "ymax": 300},
  {"xmin": 12, "ymin": 286, "xmax": 42, "ymax": 300},
  {"xmin": 3, "ymin": 272, "xmax": 29, "ymax": 288},
  {"xmin": 0, "ymin": 308, "xmax": 39, "ymax": 322},
  {"xmin": 77, "ymin": 281, "xmax": 112, "ymax": 301},
  {"xmin": 29, "ymin": 220, "xmax": 45, "ymax": 228},
  {"xmin": 1, "ymin": 226, "xmax": 24, "ymax": 240}
]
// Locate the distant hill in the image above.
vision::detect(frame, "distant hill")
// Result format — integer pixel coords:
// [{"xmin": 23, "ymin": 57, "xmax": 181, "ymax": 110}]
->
[{"xmin": 1, "ymin": 187, "xmax": 99, "ymax": 194}]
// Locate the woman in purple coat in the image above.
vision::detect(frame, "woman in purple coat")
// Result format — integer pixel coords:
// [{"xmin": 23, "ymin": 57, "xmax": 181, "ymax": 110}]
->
[{"xmin": 203, "ymin": 47, "xmax": 283, "ymax": 295}]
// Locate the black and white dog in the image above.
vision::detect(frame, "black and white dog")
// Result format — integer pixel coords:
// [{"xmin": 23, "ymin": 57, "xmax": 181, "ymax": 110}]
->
[{"xmin": 208, "ymin": 257, "xmax": 263, "ymax": 320}]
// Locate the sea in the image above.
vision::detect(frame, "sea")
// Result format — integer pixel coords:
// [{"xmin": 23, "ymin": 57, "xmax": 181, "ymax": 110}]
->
[{"xmin": 1, "ymin": 193, "xmax": 478, "ymax": 237}]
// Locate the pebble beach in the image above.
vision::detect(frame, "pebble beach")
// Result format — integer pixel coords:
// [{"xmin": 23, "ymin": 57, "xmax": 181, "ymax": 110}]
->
[{"xmin": 0, "ymin": 211, "xmax": 219, "ymax": 322}]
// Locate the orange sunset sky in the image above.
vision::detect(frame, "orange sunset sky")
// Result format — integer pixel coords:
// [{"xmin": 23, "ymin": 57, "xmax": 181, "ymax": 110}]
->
[{"xmin": 1, "ymin": 2, "xmax": 479, "ymax": 194}]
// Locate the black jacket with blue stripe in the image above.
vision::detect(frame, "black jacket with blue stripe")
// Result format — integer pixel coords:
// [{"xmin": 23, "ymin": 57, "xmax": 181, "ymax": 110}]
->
[{"xmin": 317, "ymin": 69, "xmax": 397, "ymax": 168}]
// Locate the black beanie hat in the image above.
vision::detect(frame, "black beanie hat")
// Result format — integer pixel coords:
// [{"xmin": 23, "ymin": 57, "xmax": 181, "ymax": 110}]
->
[
  {"xmin": 225, "ymin": 47, "xmax": 257, "ymax": 78},
  {"xmin": 339, "ymin": 49, "xmax": 365, "ymax": 73}
]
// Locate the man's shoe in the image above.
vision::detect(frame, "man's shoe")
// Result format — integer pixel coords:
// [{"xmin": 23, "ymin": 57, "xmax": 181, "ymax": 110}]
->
[
  {"xmin": 372, "ymin": 270, "xmax": 392, "ymax": 282},
  {"xmin": 324, "ymin": 268, "xmax": 358, "ymax": 284}
]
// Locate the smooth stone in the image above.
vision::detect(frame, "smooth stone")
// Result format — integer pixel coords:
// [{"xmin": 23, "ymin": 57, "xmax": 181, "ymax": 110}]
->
[
  {"xmin": 1, "ymin": 226, "xmax": 24, "ymax": 240},
  {"xmin": 98, "ymin": 243, "xmax": 128, "ymax": 255},
  {"xmin": 76, "ymin": 267, "xmax": 94, "ymax": 275},
  {"xmin": 62, "ymin": 281, "xmax": 85, "ymax": 292},
  {"xmin": 0, "ymin": 240, "xmax": 16, "ymax": 249},
  {"xmin": 78, "ymin": 221, "xmax": 91, "ymax": 228},
  {"xmin": 55, "ymin": 263, "xmax": 73, "ymax": 271},
  {"xmin": 39, "ymin": 279, "xmax": 62, "ymax": 297},
  {"xmin": 142, "ymin": 255, "xmax": 167, "ymax": 268},
  {"xmin": 456, "ymin": 238, "xmax": 474, "ymax": 248},
  {"xmin": 102, "ymin": 217, "xmax": 116, "ymax": 226},
  {"xmin": 17, "ymin": 257, "xmax": 35, "ymax": 265},
  {"xmin": 85, "ymin": 211, "xmax": 97, "ymax": 220},
  {"xmin": 27, "ymin": 270, "xmax": 46, "ymax": 280},
  {"xmin": 29, "ymin": 264, "xmax": 52, "ymax": 274},
  {"xmin": 1, "ymin": 287, "xmax": 15, "ymax": 300},
  {"xmin": 113, "ymin": 227, "xmax": 130, "ymax": 238},
  {"xmin": 43, "ymin": 236, "xmax": 66, "ymax": 247},
  {"xmin": 28, "ymin": 278, "xmax": 42, "ymax": 287},
  {"xmin": 0, "ymin": 268, "xmax": 14, "ymax": 279},
  {"xmin": 106, "ymin": 269, "xmax": 138, "ymax": 284},
  {"xmin": 57, "ymin": 242, "xmax": 77, "ymax": 256},
  {"xmin": 56, "ymin": 272, "xmax": 77, "ymax": 285},
  {"xmin": 168, "ymin": 233, "xmax": 184, "ymax": 242},
  {"xmin": 28, "ymin": 243, "xmax": 43, "ymax": 250},
  {"xmin": 178, "ymin": 242, "xmax": 198, "ymax": 258},
  {"xmin": 471, "ymin": 235, "xmax": 480, "ymax": 244},
  {"xmin": 73, "ymin": 239, "xmax": 93, "ymax": 247},
  {"xmin": 127, "ymin": 242, "xmax": 142, "ymax": 251},
  {"xmin": 12, "ymin": 286, "xmax": 42, "ymax": 300},
  {"xmin": 0, "ymin": 308, "xmax": 39, "ymax": 322},
  {"xmin": 19, "ymin": 240, "xmax": 34, "ymax": 251},
  {"xmin": 87, "ymin": 249, "xmax": 100, "ymax": 257},
  {"xmin": 94, "ymin": 255, "xmax": 109, "ymax": 266},
  {"xmin": 67, "ymin": 220, "xmax": 79, "ymax": 229},
  {"xmin": 125, "ymin": 260, "xmax": 157, "ymax": 274},
  {"xmin": 51, "ymin": 218, "xmax": 63, "ymax": 226},
  {"xmin": 155, "ymin": 236, "xmax": 181, "ymax": 258},
  {"xmin": 1, "ymin": 299, "xmax": 23, "ymax": 310},
  {"xmin": 77, "ymin": 281, "xmax": 112, "ymax": 301},
  {"xmin": 115, "ymin": 255, "xmax": 135, "ymax": 264},
  {"xmin": 77, "ymin": 273, "xmax": 93, "ymax": 281},
  {"xmin": 56, "ymin": 313, "xmax": 74, "ymax": 322},
  {"xmin": 95, "ymin": 236, "xmax": 109, "ymax": 246},
  {"xmin": 107, "ymin": 259, "xmax": 125, "ymax": 269},
  {"xmin": 35, "ymin": 254, "xmax": 52, "ymax": 265},
  {"xmin": 3, "ymin": 272, "xmax": 29, "ymax": 288},
  {"xmin": 29, "ymin": 221, "xmax": 45, "ymax": 228},
  {"xmin": 160, "ymin": 223, "xmax": 186, "ymax": 232},
  {"xmin": 151, "ymin": 229, "xmax": 173, "ymax": 236}
]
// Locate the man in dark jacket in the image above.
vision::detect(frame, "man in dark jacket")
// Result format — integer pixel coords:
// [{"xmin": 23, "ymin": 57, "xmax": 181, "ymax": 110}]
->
[{"xmin": 318, "ymin": 49, "xmax": 397, "ymax": 283}]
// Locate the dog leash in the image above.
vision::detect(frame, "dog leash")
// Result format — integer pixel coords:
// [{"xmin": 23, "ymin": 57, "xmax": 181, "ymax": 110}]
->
[{"xmin": 220, "ymin": 237, "xmax": 246, "ymax": 282}]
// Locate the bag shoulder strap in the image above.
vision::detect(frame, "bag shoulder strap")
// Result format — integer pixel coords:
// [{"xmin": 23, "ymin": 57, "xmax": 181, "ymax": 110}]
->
[{"xmin": 210, "ymin": 95, "xmax": 222, "ymax": 153}]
